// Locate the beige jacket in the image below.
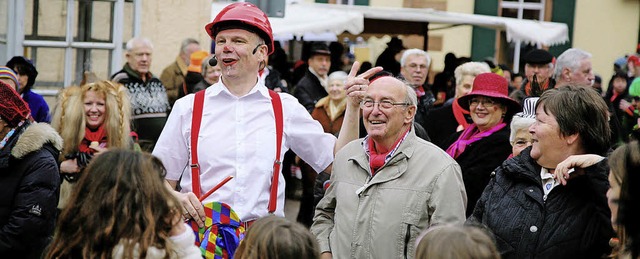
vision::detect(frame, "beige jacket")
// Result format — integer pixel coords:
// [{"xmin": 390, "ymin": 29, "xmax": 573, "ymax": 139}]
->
[{"xmin": 311, "ymin": 131, "xmax": 467, "ymax": 259}]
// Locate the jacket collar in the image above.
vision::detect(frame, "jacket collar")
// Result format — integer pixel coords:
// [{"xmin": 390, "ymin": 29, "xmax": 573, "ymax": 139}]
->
[
  {"xmin": 0, "ymin": 122, "xmax": 62, "ymax": 169},
  {"xmin": 349, "ymin": 128, "xmax": 417, "ymax": 185},
  {"xmin": 123, "ymin": 63, "xmax": 153, "ymax": 81},
  {"xmin": 175, "ymin": 56, "xmax": 188, "ymax": 76}
]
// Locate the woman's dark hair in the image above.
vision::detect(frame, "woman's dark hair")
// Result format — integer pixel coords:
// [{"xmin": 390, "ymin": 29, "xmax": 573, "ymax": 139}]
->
[
  {"xmin": 609, "ymin": 141, "xmax": 640, "ymax": 258},
  {"xmin": 6, "ymin": 56, "xmax": 38, "ymax": 90},
  {"xmin": 537, "ymin": 85, "xmax": 611, "ymax": 155}
]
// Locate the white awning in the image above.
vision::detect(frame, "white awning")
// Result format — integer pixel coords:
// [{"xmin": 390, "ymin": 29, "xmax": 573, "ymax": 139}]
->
[
  {"xmin": 312, "ymin": 3, "xmax": 569, "ymax": 46},
  {"xmin": 211, "ymin": 2, "xmax": 364, "ymax": 38},
  {"xmin": 211, "ymin": 2, "xmax": 569, "ymax": 47}
]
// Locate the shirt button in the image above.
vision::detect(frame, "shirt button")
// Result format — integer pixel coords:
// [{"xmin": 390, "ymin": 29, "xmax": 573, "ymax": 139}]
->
[
  {"xmin": 529, "ymin": 189, "xmax": 534, "ymax": 193},
  {"xmin": 530, "ymin": 226, "xmax": 538, "ymax": 232}
]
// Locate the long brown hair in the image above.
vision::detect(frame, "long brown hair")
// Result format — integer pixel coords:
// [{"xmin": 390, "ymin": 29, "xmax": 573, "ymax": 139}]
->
[
  {"xmin": 608, "ymin": 141, "xmax": 640, "ymax": 258},
  {"xmin": 46, "ymin": 149, "xmax": 181, "ymax": 258}
]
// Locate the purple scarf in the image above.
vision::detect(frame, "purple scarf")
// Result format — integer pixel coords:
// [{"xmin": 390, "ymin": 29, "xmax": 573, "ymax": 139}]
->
[{"xmin": 446, "ymin": 122, "xmax": 506, "ymax": 159}]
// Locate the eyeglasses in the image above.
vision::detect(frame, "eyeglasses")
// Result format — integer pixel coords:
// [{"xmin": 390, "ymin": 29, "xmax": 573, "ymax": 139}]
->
[
  {"xmin": 512, "ymin": 139, "xmax": 533, "ymax": 147},
  {"xmin": 360, "ymin": 100, "xmax": 410, "ymax": 110},
  {"xmin": 469, "ymin": 97, "xmax": 498, "ymax": 108}
]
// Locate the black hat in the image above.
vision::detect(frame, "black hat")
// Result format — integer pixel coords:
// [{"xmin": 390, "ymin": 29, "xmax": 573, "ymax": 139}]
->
[
  {"xmin": 309, "ymin": 42, "xmax": 331, "ymax": 57},
  {"xmin": 387, "ymin": 36, "xmax": 405, "ymax": 50},
  {"xmin": 524, "ymin": 49, "xmax": 553, "ymax": 65}
]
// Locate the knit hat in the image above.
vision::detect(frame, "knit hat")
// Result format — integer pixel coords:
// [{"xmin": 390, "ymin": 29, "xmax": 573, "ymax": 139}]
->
[
  {"xmin": 458, "ymin": 72, "xmax": 522, "ymax": 119},
  {"xmin": 629, "ymin": 55, "xmax": 640, "ymax": 67},
  {"xmin": 0, "ymin": 66, "xmax": 19, "ymax": 90},
  {"xmin": 524, "ymin": 49, "xmax": 553, "ymax": 65},
  {"xmin": 0, "ymin": 81, "xmax": 30, "ymax": 127},
  {"xmin": 187, "ymin": 50, "xmax": 210, "ymax": 73}
]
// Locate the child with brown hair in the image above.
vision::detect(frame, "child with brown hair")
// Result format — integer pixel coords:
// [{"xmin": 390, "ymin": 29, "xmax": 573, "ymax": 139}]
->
[
  {"xmin": 234, "ymin": 216, "xmax": 319, "ymax": 259},
  {"xmin": 415, "ymin": 224, "xmax": 500, "ymax": 259}
]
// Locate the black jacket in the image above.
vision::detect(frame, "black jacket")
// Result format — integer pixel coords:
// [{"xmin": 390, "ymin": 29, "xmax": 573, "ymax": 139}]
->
[
  {"xmin": 443, "ymin": 126, "xmax": 512, "ymax": 216},
  {"xmin": 293, "ymin": 70, "xmax": 328, "ymax": 113},
  {"xmin": 468, "ymin": 147, "xmax": 614, "ymax": 259},
  {"xmin": 0, "ymin": 122, "xmax": 62, "ymax": 259}
]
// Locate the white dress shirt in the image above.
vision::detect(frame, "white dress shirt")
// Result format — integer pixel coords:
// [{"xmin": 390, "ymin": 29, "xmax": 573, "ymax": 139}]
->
[{"xmin": 153, "ymin": 80, "xmax": 335, "ymax": 221}]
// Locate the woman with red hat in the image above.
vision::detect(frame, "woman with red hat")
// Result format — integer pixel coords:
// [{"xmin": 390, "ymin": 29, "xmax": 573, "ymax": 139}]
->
[
  {"xmin": 443, "ymin": 72, "xmax": 521, "ymax": 217},
  {"xmin": 0, "ymin": 81, "xmax": 61, "ymax": 258}
]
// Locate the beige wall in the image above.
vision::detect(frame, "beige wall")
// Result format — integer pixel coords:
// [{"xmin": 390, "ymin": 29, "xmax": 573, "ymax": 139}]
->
[
  {"xmin": 139, "ymin": 0, "xmax": 212, "ymax": 76},
  {"xmin": 572, "ymin": 0, "xmax": 639, "ymax": 86},
  {"xmin": 428, "ymin": 0, "xmax": 473, "ymax": 73}
]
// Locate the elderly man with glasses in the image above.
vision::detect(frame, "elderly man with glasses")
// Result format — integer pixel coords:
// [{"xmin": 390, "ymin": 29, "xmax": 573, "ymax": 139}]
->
[{"xmin": 311, "ymin": 74, "xmax": 466, "ymax": 259}]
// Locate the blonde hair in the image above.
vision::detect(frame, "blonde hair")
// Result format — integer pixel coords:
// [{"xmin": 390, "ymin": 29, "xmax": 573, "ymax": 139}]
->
[
  {"xmin": 52, "ymin": 80, "xmax": 132, "ymax": 157},
  {"xmin": 415, "ymin": 224, "xmax": 501, "ymax": 259}
]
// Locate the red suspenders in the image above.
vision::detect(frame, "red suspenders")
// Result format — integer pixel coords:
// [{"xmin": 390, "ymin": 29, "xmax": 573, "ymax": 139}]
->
[{"xmin": 189, "ymin": 89, "xmax": 283, "ymax": 213}]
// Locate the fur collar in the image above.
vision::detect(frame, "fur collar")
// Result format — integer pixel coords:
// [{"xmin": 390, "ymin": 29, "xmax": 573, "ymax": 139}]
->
[{"xmin": 11, "ymin": 123, "xmax": 63, "ymax": 159}]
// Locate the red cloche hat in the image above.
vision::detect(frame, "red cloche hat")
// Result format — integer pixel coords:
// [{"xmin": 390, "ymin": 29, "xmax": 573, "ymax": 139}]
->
[{"xmin": 458, "ymin": 72, "xmax": 522, "ymax": 118}]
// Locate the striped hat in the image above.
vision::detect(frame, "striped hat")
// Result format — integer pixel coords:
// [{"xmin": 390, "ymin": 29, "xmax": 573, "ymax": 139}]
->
[{"xmin": 0, "ymin": 66, "xmax": 19, "ymax": 90}]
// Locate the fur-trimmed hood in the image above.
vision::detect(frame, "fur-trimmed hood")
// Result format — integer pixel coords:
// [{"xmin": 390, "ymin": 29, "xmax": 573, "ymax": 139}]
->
[{"xmin": 11, "ymin": 123, "xmax": 63, "ymax": 159}]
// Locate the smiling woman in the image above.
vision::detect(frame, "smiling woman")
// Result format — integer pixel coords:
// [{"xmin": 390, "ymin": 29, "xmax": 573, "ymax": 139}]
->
[
  {"xmin": 51, "ymin": 80, "xmax": 134, "ymax": 209},
  {"xmin": 443, "ymin": 72, "xmax": 521, "ymax": 217}
]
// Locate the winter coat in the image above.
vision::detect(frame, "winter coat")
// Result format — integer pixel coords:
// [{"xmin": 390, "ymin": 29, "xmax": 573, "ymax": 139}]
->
[
  {"xmin": 22, "ymin": 89, "xmax": 51, "ymax": 123},
  {"xmin": 293, "ymin": 70, "xmax": 328, "ymax": 113},
  {"xmin": 0, "ymin": 122, "xmax": 62, "ymax": 259},
  {"xmin": 468, "ymin": 147, "xmax": 615, "ymax": 259},
  {"xmin": 443, "ymin": 126, "xmax": 512, "ymax": 216},
  {"xmin": 312, "ymin": 131, "xmax": 467, "ymax": 259}
]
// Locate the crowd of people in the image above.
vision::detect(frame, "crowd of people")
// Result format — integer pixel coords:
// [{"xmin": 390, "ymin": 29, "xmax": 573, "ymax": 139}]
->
[{"xmin": 1, "ymin": 2, "xmax": 640, "ymax": 258}]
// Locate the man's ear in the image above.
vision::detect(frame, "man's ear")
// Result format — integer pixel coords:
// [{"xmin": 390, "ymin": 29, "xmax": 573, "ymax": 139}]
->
[
  {"xmin": 404, "ymin": 105, "xmax": 416, "ymax": 124},
  {"xmin": 562, "ymin": 67, "xmax": 572, "ymax": 81}
]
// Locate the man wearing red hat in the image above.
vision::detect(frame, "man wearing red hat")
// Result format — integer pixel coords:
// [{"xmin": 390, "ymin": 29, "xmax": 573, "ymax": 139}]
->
[
  {"xmin": 153, "ymin": 2, "xmax": 337, "ymax": 226},
  {"xmin": 0, "ymin": 81, "xmax": 61, "ymax": 258}
]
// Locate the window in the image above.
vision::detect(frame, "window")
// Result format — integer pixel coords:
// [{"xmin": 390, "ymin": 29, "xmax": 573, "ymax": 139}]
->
[
  {"xmin": 2, "ymin": 0, "xmax": 140, "ymax": 94},
  {"xmin": 497, "ymin": 0, "xmax": 547, "ymax": 73}
]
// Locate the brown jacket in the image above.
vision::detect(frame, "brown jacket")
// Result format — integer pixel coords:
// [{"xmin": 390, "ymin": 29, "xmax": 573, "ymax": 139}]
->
[
  {"xmin": 160, "ymin": 56, "xmax": 187, "ymax": 106},
  {"xmin": 310, "ymin": 96, "xmax": 345, "ymax": 136}
]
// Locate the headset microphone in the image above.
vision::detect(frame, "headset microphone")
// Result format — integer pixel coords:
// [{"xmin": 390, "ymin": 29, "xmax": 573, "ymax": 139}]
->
[{"xmin": 208, "ymin": 55, "xmax": 218, "ymax": 66}]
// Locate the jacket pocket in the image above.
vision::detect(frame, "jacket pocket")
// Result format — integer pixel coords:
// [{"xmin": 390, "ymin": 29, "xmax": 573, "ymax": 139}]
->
[{"xmin": 401, "ymin": 215, "xmax": 421, "ymax": 259}]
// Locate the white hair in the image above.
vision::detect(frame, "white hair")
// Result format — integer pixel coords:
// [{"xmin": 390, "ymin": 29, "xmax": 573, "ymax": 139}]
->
[
  {"xmin": 454, "ymin": 62, "xmax": 491, "ymax": 86},
  {"xmin": 400, "ymin": 48, "xmax": 431, "ymax": 68},
  {"xmin": 553, "ymin": 48, "xmax": 591, "ymax": 79},
  {"xmin": 509, "ymin": 115, "xmax": 535, "ymax": 143},
  {"xmin": 328, "ymin": 71, "xmax": 348, "ymax": 83},
  {"xmin": 180, "ymin": 38, "xmax": 199, "ymax": 54},
  {"xmin": 126, "ymin": 37, "xmax": 154, "ymax": 52}
]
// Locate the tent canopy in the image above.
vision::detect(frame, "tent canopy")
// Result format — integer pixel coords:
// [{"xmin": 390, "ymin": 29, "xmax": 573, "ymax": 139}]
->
[{"xmin": 211, "ymin": 2, "xmax": 569, "ymax": 46}]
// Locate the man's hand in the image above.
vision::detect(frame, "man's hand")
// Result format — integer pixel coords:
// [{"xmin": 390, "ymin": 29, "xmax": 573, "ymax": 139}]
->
[
  {"xmin": 344, "ymin": 61, "xmax": 383, "ymax": 108},
  {"xmin": 175, "ymin": 191, "xmax": 206, "ymax": 228},
  {"xmin": 553, "ymin": 154, "xmax": 605, "ymax": 186}
]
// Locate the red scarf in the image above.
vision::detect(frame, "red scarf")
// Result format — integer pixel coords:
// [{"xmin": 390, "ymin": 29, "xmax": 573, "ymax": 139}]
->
[
  {"xmin": 78, "ymin": 125, "xmax": 107, "ymax": 154},
  {"xmin": 446, "ymin": 123, "xmax": 506, "ymax": 159},
  {"xmin": 415, "ymin": 85, "xmax": 426, "ymax": 98},
  {"xmin": 452, "ymin": 99, "xmax": 471, "ymax": 129},
  {"xmin": 524, "ymin": 79, "xmax": 550, "ymax": 96},
  {"xmin": 368, "ymin": 127, "xmax": 410, "ymax": 175}
]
